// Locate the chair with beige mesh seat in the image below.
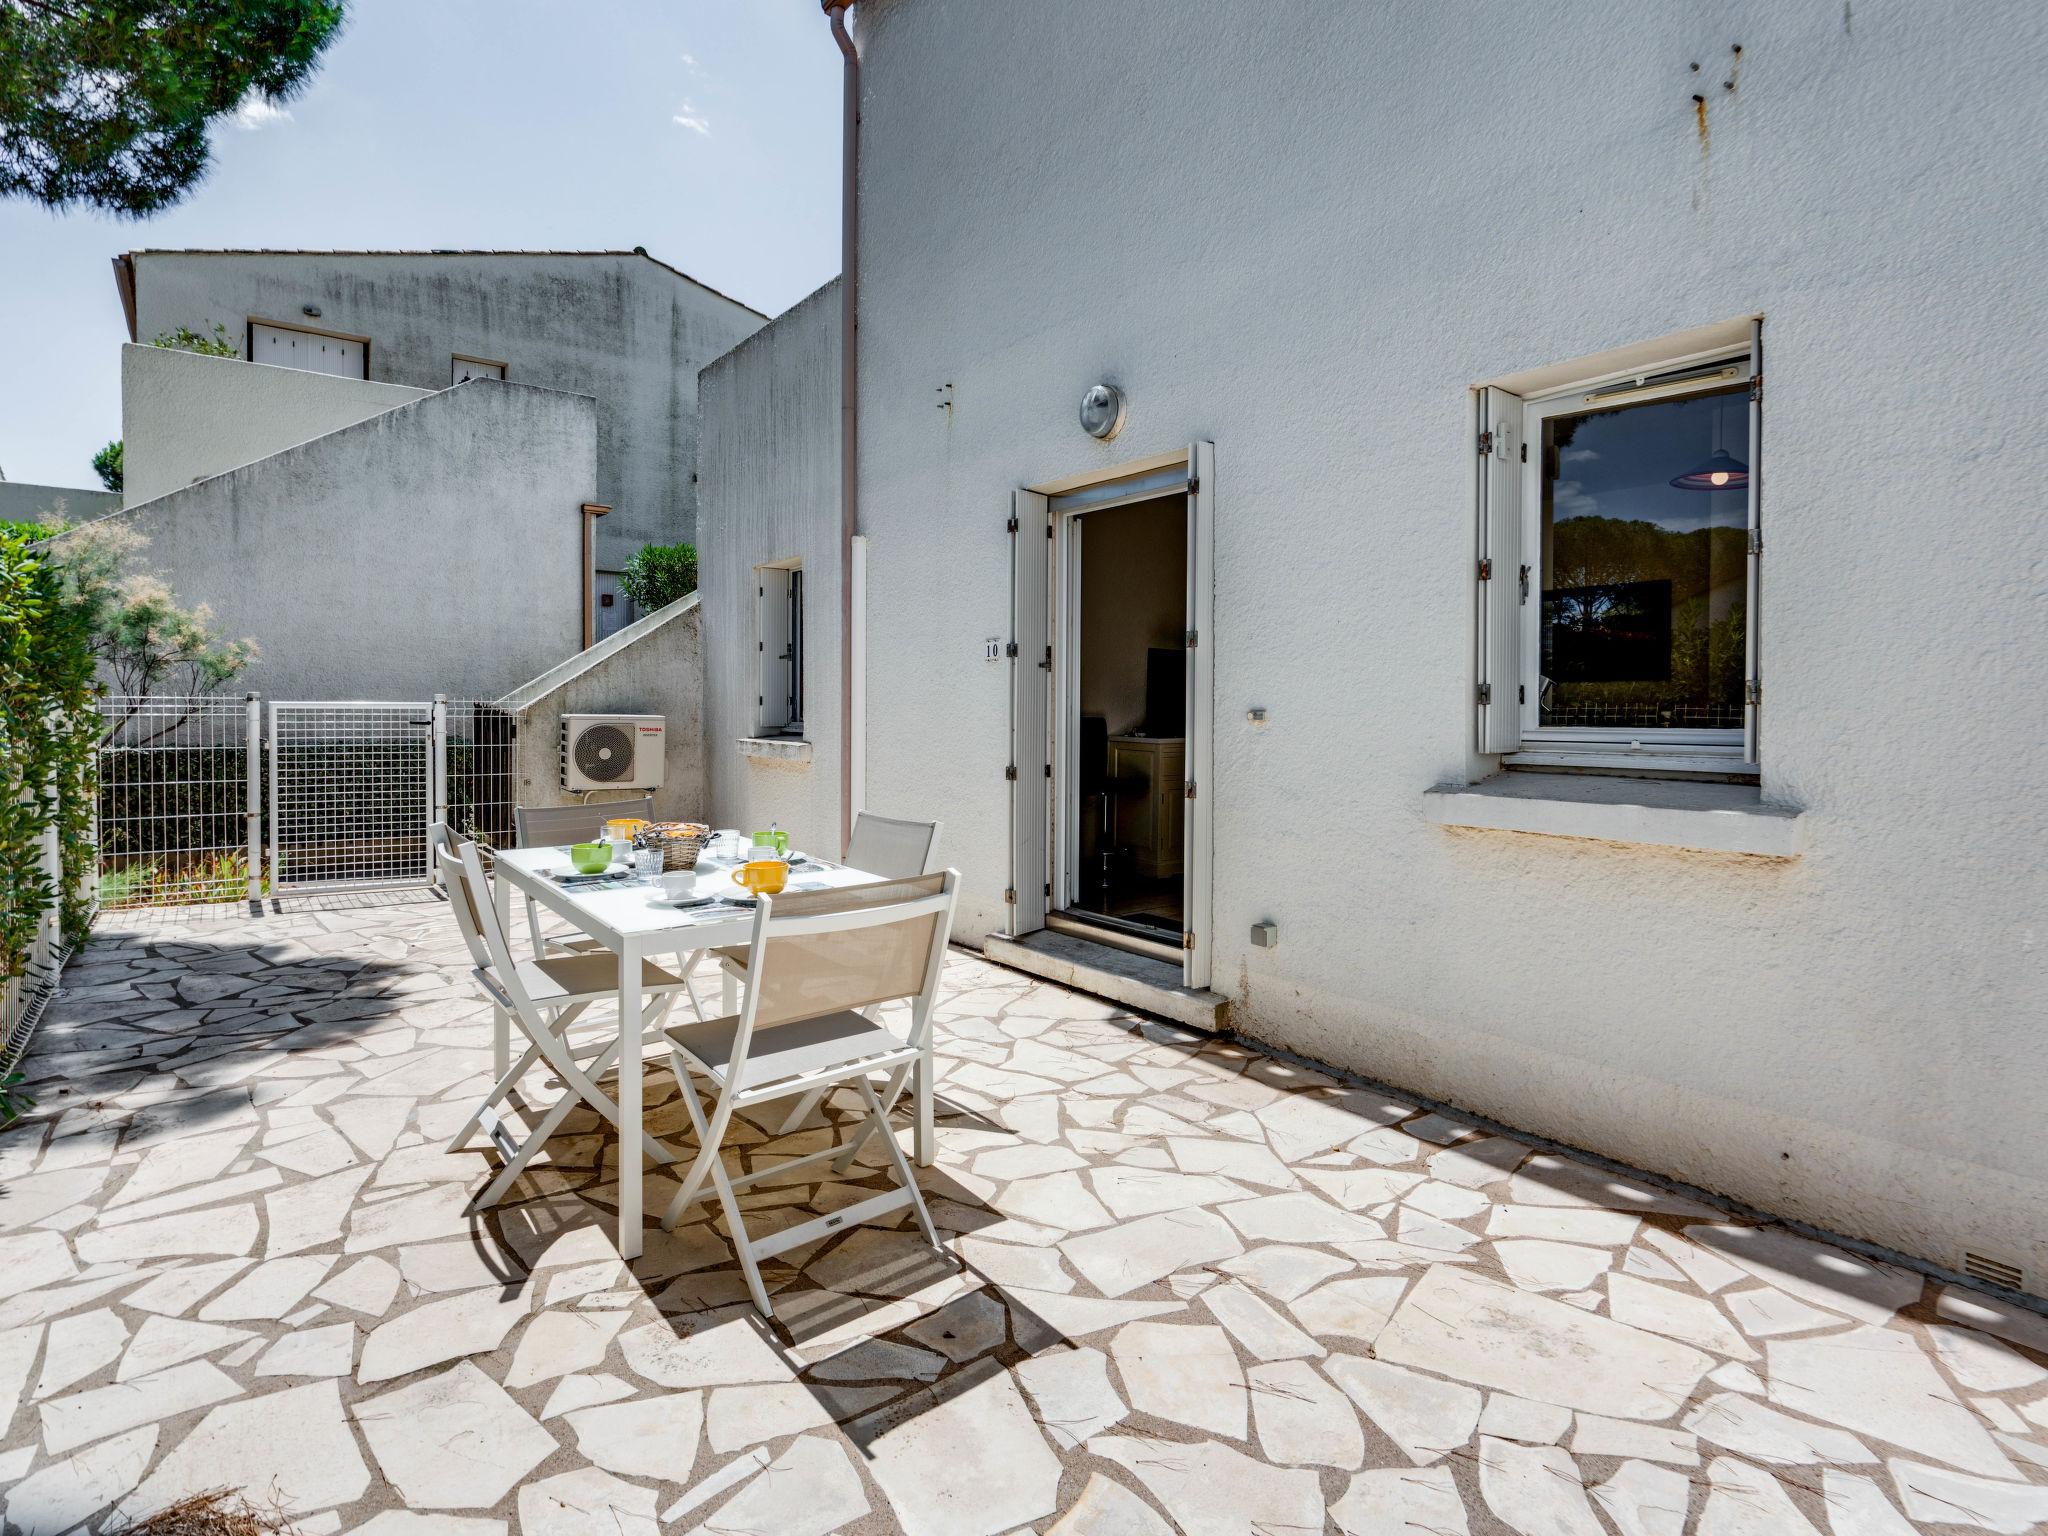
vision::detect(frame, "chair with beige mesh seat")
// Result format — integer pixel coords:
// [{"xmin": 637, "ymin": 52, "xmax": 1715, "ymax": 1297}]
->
[
  {"xmin": 440, "ymin": 838, "xmax": 693, "ymax": 1210},
  {"xmin": 719, "ymin": 813, "xmax": 939, "ymax": 1135},
  {"xmin": 659, "ymin": 869, "xmax": 960, "ymax": 1318}
]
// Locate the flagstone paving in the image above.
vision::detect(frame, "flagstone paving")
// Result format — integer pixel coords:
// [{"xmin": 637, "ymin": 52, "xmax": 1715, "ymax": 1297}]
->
[{"xmin": 3, "ymin": 894, "xmax": 2046, "ymax": 1535}]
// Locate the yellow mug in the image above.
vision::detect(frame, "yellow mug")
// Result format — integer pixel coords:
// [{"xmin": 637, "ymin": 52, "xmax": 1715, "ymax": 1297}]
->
[{"xmin": 732, "ymin": 859, "xmax": 788, "ymax": 897}]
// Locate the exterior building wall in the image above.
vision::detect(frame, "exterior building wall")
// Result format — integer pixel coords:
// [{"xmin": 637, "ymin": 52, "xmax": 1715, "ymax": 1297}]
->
[
  {"xmin": 56, "ymin": 381, "xmax": 594, "ymax": 702},
  {"xmin": 125, "ymin": 250, "xmax": 765, "ymax": 571},
  {"xmin": 0, "ymin": 483, "xmax": 119, "ymax": 527},
  {"xmin": 696, "ymin": 281, "xmax": 843, "ymax": 860},
  {"xmin": 851, "ymin": 0, "xmax": 2048, "ymax": 1283},
  {"xmin": 122, "ymin": 343, "xmax": 428, "ymax": 506},
  {"xmin": 498, "ymin": 595, "xmax": 708, "ymax": 825}
]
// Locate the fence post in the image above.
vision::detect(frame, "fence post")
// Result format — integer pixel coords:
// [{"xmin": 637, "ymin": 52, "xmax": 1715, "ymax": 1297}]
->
[
  {"xmin": 244, "ymin": 694, "xmax": 261, "ymax": 907},
  {"xmin": 430, "ymin": 695, "xmax": 448, "ymax": 888}
]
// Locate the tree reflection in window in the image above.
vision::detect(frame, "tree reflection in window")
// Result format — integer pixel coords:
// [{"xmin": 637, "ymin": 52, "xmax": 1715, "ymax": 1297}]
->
[{"xmin": 1540, "ymin": 386, "xmax": 1747, "ymax": 731}]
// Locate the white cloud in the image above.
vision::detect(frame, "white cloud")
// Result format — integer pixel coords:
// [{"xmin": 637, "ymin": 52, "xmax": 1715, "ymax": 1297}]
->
[
  {"xmin": 680, "ymin": 51, "xmax": 699, "ymax": 71},
  {"xmin": 1560, "ymin": 447, "xmax": 1600, "ymax": 464},
  {"xmin": 672, "ymin": 101, "xmax": 711, "ymax": 136},
  {"xmin": 232, "ymin": 93, "xmax": 293, "ymax": 131}
]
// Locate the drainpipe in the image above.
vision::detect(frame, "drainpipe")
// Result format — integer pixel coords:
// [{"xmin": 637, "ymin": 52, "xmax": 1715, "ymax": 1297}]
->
[
  {"xmin": 580, "ymin": 503, "xmax": 611, "ymax": 649},
  {"xmin": 824, "ymin": 0, "xmax": 858, "ymax": 855}
]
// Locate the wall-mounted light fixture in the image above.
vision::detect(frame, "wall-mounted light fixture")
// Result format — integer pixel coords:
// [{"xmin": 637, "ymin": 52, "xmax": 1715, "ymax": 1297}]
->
[
  {"xmin": 1079, "ymin": 383, "xmax": 1127, "ymax": 441},
  {"xmin": 301, "ymin": 304, "xmax": 322, "ymax": 319}
]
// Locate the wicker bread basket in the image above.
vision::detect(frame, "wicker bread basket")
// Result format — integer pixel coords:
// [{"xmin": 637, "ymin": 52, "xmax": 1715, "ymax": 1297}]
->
[{"xmin": 636, "ymin": 821, "xmax": 710, "ymax": 869}]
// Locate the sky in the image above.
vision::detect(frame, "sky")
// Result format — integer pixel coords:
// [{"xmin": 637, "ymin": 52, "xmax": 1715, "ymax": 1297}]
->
[{"xmin": 0, "ymin": 0, "xmax": 845, "ymax": 489}]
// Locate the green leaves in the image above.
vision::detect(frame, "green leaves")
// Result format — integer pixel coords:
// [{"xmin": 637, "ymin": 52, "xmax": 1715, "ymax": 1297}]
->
[
  {"xmin": 93, "ymin": 438, "xmax": 123, "ymax": 492},
  {"xmin": 0, "ymin": 1, "xmax": 347, "ymax": 216},
  {"xmin": 618, "ymin": 542, "xmax": 699, "ymax": 614},
  {"xmin": 1, "ymin": 524, "xmax": 99, "ymax": 991}
]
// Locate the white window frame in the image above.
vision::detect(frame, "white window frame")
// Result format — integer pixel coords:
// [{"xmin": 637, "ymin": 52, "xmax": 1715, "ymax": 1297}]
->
[
  {"xmin": 1486, "ymin": 332, "xmax": 1762, "ymax": 775},
  {"xmin": 754, "ymin": 561, "xmax": 804, "ymax": 738}
]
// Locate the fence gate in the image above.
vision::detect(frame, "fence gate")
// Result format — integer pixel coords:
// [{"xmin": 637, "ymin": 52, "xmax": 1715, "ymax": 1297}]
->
[{"xmin": 269, "ymin": 702, "xmax": 435, "ymax": 894}]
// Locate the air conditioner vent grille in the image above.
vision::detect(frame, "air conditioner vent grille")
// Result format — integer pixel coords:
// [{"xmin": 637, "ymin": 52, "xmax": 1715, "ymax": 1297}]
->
[{"xmin": 1962, "ymin": 1251, "xmax": 2025, "ymax": 1292}]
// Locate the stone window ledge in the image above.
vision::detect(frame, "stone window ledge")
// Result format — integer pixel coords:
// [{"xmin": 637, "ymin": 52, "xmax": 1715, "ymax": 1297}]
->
[
  {"xmin": 1424, "ymin": 772, "xmax": 1804, "ymax": 857},
  {"xmin": 737, "ymin": 736, "xmax": 813, "ymax": 763}
]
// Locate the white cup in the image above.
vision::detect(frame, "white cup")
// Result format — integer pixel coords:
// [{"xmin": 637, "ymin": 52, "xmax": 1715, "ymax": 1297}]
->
[{"xmin": 659, "ymin": 871, "xmax": 694, "ymax": 902}]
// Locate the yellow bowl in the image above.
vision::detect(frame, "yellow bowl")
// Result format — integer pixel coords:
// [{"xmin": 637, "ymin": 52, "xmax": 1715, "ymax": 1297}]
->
[{"xmin": 732, "ymin": 859, "xmax": 788, "ymax": 896}]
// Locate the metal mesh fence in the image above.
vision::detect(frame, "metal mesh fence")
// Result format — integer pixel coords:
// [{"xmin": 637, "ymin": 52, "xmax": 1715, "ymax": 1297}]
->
[
  {"xmin": 271, "ymin": 702, "xmax": 433, "ymax": 893},
  {"xmin": 97, "ymin": 696, "xmax": 256, "ymax": 908},
  {"xmin": 442, "ymin": 700, "xmax": 518, "ymax": 855},
  {"xmin": 94, "ymin": 695, "xmax": 523, "ymax": 905}
]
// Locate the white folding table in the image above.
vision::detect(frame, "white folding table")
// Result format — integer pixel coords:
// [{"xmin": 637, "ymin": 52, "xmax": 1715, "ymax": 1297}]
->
[{"xmin": 488, "ymin": 839, "xmax": 924, "ymax": 1258}]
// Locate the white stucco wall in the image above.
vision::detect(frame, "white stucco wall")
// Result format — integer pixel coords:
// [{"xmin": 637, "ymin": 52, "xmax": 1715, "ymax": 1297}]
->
[
  {"xmin": 852, "ymin": 0, "xmax": 2048, "ymax": 1284},
  {"xmin": 126, "ymin": 250, "xmax": 766, "ymax": 566},
  {"xmin": 696, "ymin": 281, "xmax": 844, "ymax": 859},
  {"xmin": 122, "ymin": 343, "xmax": 429, "ymax": 506},
  {"xmin": 0, "ymin": 482, "xmax": 119, "ymax": 527},
  {"xmin": 60, "ymin": 381, "xmax": 595, "ymax": 701},
  {"xmin": 499, "ymin": 595, "xmax": 708, "ymax": 824}
]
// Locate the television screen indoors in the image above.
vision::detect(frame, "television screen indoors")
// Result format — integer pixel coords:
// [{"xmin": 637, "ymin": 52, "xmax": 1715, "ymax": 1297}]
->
[{"xmin": 1144, "ymin": 646, "xmax": 1185, "ymax": 737}]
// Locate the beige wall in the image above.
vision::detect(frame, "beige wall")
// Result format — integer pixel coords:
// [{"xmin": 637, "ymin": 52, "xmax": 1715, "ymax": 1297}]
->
[
  {"xmin": 500, "ymin": 597, "xmax": 707, "ymax": 824},
  {"xmin": 696, "ymin": 281, "xmax": 844, "ymax": 860},
  {"xmin": 122, "ymin": 343, "xmax": 428, "ymax": 506}
]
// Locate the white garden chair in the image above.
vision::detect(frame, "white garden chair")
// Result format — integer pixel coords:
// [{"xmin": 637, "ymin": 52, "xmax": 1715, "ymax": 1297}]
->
[
  {"xmin": 720, "ymin": 813, "xmax": 941, "ymax": 1136},
  {"xmin": 440, "ymin": 838, "xmax": 693, "ymax": 1211},
  {"xmin": 659, "ymin": 869, "xmax": 960, "ymax": 1318},
  {"xmin": 513, "ymin": 798, "xmax": 654, "ymax": 956}
]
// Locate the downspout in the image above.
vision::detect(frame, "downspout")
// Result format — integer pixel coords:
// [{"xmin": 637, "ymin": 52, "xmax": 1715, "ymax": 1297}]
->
[{"xmin": 824, "ymin": 0, "xmax": 858, "ymax": 855}]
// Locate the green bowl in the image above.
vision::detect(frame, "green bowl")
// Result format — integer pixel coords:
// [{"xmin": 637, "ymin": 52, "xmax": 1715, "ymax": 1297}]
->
[{"xmin": 569, "ymin": 841, "xmax": 612, "ymax": 874}]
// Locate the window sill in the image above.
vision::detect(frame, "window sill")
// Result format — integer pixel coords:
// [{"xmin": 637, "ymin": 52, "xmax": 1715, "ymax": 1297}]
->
[
  {"xmin": 1424, "ymin": 772, "xmax": 1803, "ymax": 857},
  {"xmin": 737, "ymin": 736, "xmax": 812, "ymax": 763}
]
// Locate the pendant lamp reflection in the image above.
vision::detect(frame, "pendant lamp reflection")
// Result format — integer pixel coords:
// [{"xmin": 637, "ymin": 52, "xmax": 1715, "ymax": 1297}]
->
[{"xmin": 1670, "ymin": 449, "xmax": 1749, "ymax": 490}]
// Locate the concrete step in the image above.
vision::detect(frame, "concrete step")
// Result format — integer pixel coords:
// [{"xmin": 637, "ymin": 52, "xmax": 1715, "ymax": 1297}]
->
[{"xmin": 981, "ymin": 929, "xmax": 1229, "ymax": 1034}]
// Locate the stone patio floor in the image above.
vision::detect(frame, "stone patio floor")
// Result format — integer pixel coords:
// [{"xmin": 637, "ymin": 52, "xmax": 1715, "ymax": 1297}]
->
[{"xmin": 4, "ymin": 894, "xmax": 2048, "ymax": 1536}]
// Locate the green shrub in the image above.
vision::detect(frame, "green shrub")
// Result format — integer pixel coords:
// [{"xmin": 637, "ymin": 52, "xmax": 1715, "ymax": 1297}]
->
[
  {"xmin": 151, "ymin": 323, "xmax": 239, "ymax": 358},
  {"xmin": 617, "ymin": 542, "xmax": 698, "ymax": 613},
  {"xmin": 0, "ymin": 525, "xmax": 99, "ymax": 1007},
  {"xmin": 92, "ymin": 439, "xmax": 122, "ymax": 493}
]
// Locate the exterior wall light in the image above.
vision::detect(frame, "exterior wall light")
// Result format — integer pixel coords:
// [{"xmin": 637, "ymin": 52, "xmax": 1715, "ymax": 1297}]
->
[{"xmin": 1080, "ymin": 383, "xmax": 1127, "ymax": 441}]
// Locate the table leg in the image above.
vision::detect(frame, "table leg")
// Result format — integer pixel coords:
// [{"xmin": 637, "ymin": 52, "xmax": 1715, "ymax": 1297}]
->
[
  {"xmin": 720, "ymin": 964, "xmax": 738, "ymax": 1017},
  {"xmin": 617, "ymin": 936, "xmax": 643, "ymax": 1260}
]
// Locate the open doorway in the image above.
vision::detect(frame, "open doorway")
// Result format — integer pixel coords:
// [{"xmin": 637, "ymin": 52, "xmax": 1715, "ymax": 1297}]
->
[{"xmin": 1056, "ymin": 493, "xmax": 1187, "ymax": 955}]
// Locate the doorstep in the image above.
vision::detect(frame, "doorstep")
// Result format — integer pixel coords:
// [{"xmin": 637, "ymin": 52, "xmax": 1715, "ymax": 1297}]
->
[{"xmin": 982, "ymin": 928, "xmax": 1230, "ymax": 1033}]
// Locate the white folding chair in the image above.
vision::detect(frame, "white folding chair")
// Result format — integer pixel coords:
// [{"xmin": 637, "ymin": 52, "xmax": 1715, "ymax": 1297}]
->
[
  {"xmin": 513, "ymin": 799, "xmax": 654, "ymax": 956},
  {"xmin": 440, "ymin": 840, "xmax": 693, "ymax": 1211},
  {"xmin": 659, "ymin": 870, "xmax": 960, "ymax": 1318},
  {"xmin": 734, "ymin": 813, "xmax": 941, "ymax": 1135}
]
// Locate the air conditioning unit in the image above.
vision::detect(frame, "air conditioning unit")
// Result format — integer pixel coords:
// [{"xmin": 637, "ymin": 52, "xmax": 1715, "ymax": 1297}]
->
[{"xmin": 560, "ymin": 714, "xmax": 666, "ymax": 791}]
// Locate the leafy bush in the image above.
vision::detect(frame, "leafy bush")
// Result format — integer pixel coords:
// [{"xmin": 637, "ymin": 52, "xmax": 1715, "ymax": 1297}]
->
[
  {"xmin": 152, "ymin": 323, "xmax": 239, "ymax": 357},
  {"xmin": 92, "ymin": 439, "xmax": 123, "ymax": 492},
  {"xmin": 617, "ymin": 542, "xmax": 698, "ymax": 613},
  {"xmin": 55, "ymin": 519, "xmax": 257, "ymax": 710},
  {"xmin": 0, "ymin": 525, "xmax": 99, "ymax": 1000}
]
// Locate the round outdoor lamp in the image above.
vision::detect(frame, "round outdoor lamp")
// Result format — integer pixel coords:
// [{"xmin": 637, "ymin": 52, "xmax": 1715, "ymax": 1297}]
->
[
  {"xmin": 1670, "ymin": 449, "xmax": 1749, "ymax": 490},
  {"xmin": 1080, "ymin": 383, "xmax": 1127, "ymax": 441}
]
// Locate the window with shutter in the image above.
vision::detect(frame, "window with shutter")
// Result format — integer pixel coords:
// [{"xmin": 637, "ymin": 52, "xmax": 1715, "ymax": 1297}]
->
[{"xmin": 1476, "ymin": 334, "xmax": 1760, "ymax": 776}]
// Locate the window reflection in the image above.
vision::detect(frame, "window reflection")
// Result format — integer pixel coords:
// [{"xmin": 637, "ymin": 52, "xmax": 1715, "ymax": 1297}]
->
[{"xmin": 1540, "ymin": 386, "xmax": 1748, "ymax": 731}]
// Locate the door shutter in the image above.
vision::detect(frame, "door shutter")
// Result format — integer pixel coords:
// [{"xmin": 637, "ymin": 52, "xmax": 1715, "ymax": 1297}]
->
[
  {"xmin": 1183, "ymin": 442, "xmax": 1215, "ymax": 990},
  {"xmin": 1476, "ymin": 386, "xmax": 1524, "ymax": 754},
  {"xmin": 1008, "ymin": 490, "xmax": 1051, "ymax": 936}
]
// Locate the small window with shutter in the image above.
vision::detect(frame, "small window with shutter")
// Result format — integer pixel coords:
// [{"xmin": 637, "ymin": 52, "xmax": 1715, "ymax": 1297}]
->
[{"xmin": 1477, "ymin": 326, "xmax": 1761, "ymax": 776}]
